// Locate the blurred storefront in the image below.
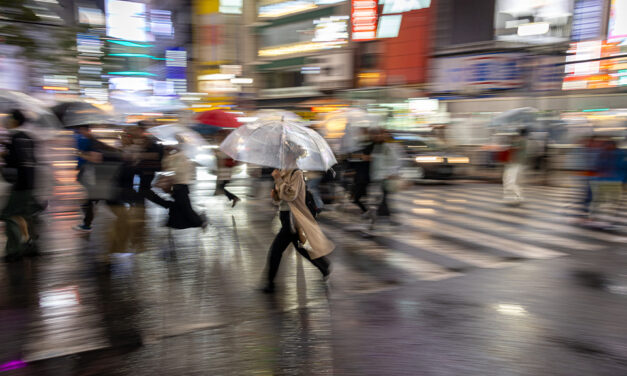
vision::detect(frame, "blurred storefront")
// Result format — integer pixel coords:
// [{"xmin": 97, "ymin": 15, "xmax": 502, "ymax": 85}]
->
[{"xmin": 251, "ymin": 0, "xmax": 353, "ymax": 107}]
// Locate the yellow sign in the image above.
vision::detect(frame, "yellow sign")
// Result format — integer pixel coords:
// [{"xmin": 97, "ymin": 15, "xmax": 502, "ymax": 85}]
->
[{"xmin": 196, "ymin": 0, "xmax": 219, "ymax": 15}]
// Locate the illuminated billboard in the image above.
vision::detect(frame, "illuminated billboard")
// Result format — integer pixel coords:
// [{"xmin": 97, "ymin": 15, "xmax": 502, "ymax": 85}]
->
[
  {"xmin": 494, "ymin": 0, "xmax": 573, "ymax": 44},
  {"xmin": 106, "ymin": 0, "xmax": 149, "ymax": 42},
  {"xmin": 608, "ymin": 0, "xmax": 627, "ymax": 41},
  {"xmin": 351, "ymin": 0, "xmax": 378, "ymax": 41},
  {"xmin": 562, "ymin": 40, "xmax": 627, "ymax": 90}
]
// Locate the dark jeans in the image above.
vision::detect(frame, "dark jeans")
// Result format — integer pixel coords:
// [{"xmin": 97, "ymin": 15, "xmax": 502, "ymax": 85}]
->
[
  {"xmin": 81, "ymin": 199, "xmax": 98, "ymax": 227},
  {"xmin": 352, "ymin": 178, "xmax": 369, "ymax": 213},
  {"xmin": 167, "ymin": 184, "xmax": 203, "ymax": 229},
  {"xmin": 377, "ymin": 182, "xmax": 391, "ymax": 217},
  {"xmin": 2, "ymin": 190, "xmax": 41, "ymax": 257},
  {"xmin": 217, "ymin": 180, "xmax": 239, "ymax": 202},
  {"xmin": 139, "ymin": 171, "xmax": 171, "ymax": 208},
  {"xmin": 266, "ymin": 211, "xmax": 330, "ymax": 284}
]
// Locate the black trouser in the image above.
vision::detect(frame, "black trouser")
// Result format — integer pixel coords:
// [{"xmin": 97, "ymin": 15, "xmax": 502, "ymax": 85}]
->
[
  {"xmin": 217, "ymin": 180, "xmax": 239, "ymax": 202},
  {"xmin": 377, "ymin": 182, "xmax": 391, "ymax": 217},
  {"xmin": 137, "ymin": 171, "xmax": 171, "ymax": 208},
  {"xmin": 266, "ymin": 211, "xmax": 329, "ymax": 284},
  {"xmin": 81, "ymin": 199, "xmax": 98, "ymax": 227},
  {"xmin": 167, "ymin": 184, "xmax": 203, "ymax": 229},
  {"xmin": 352, "ymin": 178, "xmax": 369, "ymax": 213}
]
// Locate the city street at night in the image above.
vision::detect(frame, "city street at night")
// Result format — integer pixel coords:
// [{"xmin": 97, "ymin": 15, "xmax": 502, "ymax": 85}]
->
[{"xmin": 1, "ymin": 180, "xmax": 625, "ymax": 375}]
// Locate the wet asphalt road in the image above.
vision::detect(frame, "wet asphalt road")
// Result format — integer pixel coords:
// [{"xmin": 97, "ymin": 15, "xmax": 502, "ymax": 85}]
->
[{"xmin": 0, "ymin": 179, "xmax": 626, "ymax": 375}]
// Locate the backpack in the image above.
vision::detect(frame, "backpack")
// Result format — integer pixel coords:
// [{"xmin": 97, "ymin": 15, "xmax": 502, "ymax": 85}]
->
[{"xmin": 291, "ymin": 170, "xmax": 319, "ymax": 218}]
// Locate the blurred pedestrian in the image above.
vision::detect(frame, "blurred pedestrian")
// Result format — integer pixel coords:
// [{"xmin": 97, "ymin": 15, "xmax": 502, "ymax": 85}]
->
[
  {"xmin": 369, "ymin": 128, "xmax": 402, "ymax": 221},
  {"xmin": 305, "ymin": 170, "xmax": 324, "ymax": 213},
  {"xmin": 502, "ymin": 128, "xmax": 528, "ymax": 205},
  {"xmin": 263, "ymin": 142, "xmax": 333, "ymax": 293},
  {"xmin": 215, "ymin": 130, "xmax": 240, "ymax": 207},
  {"xmin": 162, "ymin": 136, "xmax": 207, "ymax": 231},
  {"xmin": 349, "ymin": 129, "xmax": 373, "ymax": 215},
  {"xmin": 73, "ymin": 124, "xmax": 101, "ymax": 232},
  {"xmin": 589, "ymin": 140, "xmax": 624, "ymax": 224},
  {"xmin": 1, "ymin": 110, "xmax": 43, "ymax": 262}
]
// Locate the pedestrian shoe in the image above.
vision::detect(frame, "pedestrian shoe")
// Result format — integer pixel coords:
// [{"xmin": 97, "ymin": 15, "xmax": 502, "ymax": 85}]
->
[
  {"xmin": 322, "ymin": 265, "xmax": 332, "ymax": 282},
  {"xmin": 261, "ymin": 283, "xmax": 275, "ymax": 294},
  {"xmin": 231, "ymin": 197, "xmax": 241, "ymax": 208},
  {"xmin": 72, "ymin": 224, "xmax": 93, "ymax": 233}
]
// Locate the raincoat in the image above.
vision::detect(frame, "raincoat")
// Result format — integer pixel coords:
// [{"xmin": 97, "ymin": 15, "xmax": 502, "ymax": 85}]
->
[{"xmin": 274, "ymin": 169, "xmax": 334, "ymax": 259}]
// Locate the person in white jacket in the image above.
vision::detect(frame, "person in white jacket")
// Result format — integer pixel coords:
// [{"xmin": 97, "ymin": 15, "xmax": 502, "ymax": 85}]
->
[{"xmin": 162, "ymin": 136, "xmax": 207, "ymax": 230}]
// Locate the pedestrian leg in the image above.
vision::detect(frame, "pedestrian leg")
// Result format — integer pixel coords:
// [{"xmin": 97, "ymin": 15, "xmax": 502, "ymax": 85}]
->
[{"xmin": 293, "ymin": 244, "xmax": 330, "ymax": 277}]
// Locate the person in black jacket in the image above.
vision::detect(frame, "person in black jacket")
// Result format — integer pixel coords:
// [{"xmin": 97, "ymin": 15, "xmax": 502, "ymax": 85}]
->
[{"xmin": 1, "ymin": 110, "xmax": 42, "ymax": 262}]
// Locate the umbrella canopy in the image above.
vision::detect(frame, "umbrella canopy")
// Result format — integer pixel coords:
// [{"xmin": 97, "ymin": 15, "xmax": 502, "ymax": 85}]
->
[
  {"xmin": 491, "ymin": 107, "xmax": 538, "ymax": 130},
  {"xmin": 148, "ymin": 124, "xmax": 216, "ymax": 169},
  {"xmin": 196, "ymin": 109, "xmax": 241, "ymax": 129},
  {"xmin": 52, "ymin": 100, "xmax": 115, "ymax": 127},
  {"xmin": 0, "ymin": 90, "xmax": 62, "ymax": 138},
  {"xmin": 219, "ymin": 119, "xmax": 337, "ymax": 171}
]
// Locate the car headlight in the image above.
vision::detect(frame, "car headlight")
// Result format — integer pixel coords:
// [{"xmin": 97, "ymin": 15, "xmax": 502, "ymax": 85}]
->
[
  {"xmin": 447, "ymin": 157, "xmax": 470, "ymax": 164},
  {"xmin": 415, "ymin": 156, "xmax": 444, "ymax": 163}
]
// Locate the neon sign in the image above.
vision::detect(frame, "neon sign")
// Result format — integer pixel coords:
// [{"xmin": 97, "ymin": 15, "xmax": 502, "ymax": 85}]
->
[{"xmin": 352, "ymin": 0, "xmax": 378, "ymax": 41}]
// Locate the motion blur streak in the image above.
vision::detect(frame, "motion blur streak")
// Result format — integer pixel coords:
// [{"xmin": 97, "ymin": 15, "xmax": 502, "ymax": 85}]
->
[{"xmin": 0, "ymin": 0, "xmax": 626, "ymax": 375}]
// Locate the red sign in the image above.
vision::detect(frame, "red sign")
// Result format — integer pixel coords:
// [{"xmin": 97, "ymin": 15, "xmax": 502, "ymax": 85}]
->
[{"xmin": 351, "ymin": 0, "xmax": 378, "ymax": 41}]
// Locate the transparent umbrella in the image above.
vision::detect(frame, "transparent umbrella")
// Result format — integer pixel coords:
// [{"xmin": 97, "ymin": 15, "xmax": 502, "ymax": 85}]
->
[
  {"xmin": 148, "ymin": 123, "xmax": 216, "ymax": 169},
  {"xmin": 219, "ymin": 119, "xmax": 337, "ymax": 171},
  {"xmin": 0, "ymin": 90, "xmax": 62, "ymax": 139},
  {"xmin": 51, "ymin": 100, "xmax": 115, "ymax": 127}
]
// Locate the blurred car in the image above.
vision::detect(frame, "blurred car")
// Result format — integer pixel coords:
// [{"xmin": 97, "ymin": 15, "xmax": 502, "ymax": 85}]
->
[{"xmin": 393, "ymin": 133, "xmax": 470, "ymax": 179}]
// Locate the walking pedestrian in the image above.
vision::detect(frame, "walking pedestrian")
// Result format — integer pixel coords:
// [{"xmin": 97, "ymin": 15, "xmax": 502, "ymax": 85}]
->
[
  {"xmin": 502, "ymin": 128, "xmax": 528, "ymax": 205},
  {"xmin": 263, "ymin": 142, "xmax": 333, "ymax": 293},
  {"xmin": 369, "ymin": 128, "xmax": 402, "ymax": 221},
  {"xmin": 215, "ymin": 130, "xmax": 240, "ymax": 207},
  {"xmin": 162, "ymin": 136, "xmax": 207, "ymax": 231},
  {"xmin": 73, "ymin": 124, "xmax": 101, "ymax": 232},
  {"xmin": 1, "ymin": 110, "xmax": 43, "ymax": 262},
  {"xmin": 350, "ymin": 130, "xmax": 374, "ymax": 214}
]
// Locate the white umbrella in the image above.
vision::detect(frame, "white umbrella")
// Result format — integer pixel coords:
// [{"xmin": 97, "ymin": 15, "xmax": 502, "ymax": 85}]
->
[
  {"xmin": 0, "ymin": 90, "xmax": 62, "ymax": 139},
  {"xmin": 219, "ymin": 119, "xmax": 337, "ymax": 171},
  {"xmin": 51, "ymin": 100, "xmax": 115, "ymax": 127},
  {"xmin": 148, "ymin": 124, "xmax": 216, "ymax": 169}
]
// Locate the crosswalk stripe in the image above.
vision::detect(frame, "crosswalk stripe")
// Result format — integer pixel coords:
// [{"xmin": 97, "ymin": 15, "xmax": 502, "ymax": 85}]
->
[
  {"xmin": 393, "ymin": 200, "xmax": 599, "ymax": 252},
  {"xmin": 322, "ymin": 219, "xmax": 461, "ymax": 281},
  {"xmin": 415, "ymin": 189, "xmax": 627, "ymax": 226},
  {"xmin": 396, "ymin": 193, "xmax": 627, "ymax": 244},
  {"xmin": 391, "ymin": 233, "xmax": 515, "ymax": 269},
  {"xmin": 396, "ymin": 214, "xmax": 565, "ymax": 259}
]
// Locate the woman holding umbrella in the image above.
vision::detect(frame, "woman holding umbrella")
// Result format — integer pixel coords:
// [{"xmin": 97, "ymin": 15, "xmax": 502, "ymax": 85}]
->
[
  {"xmin": 219, "ymin": 119, "xmax": 337, "ymax": 293},
  {"xmin": 264, "ymin": 141, "xmax": 332, "ymax": 293}
]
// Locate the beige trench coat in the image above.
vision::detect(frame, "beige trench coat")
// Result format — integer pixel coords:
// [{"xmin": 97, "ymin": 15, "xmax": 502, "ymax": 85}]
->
[{"xmin": 274, "ymin": 169, "xmax": 334, "ymax": 259}]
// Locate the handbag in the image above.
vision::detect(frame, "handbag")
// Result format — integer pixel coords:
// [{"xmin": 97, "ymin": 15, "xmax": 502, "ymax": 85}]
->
[{"xmin": 154, "ymin": 174, "xmax": 174, "ymax": 193}]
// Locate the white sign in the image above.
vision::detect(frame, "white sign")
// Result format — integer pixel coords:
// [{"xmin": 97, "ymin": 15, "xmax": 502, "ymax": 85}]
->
[
  {"xmin": 608, "ymin": 0, "xmax": 627, "ymax": 41},
  {"xmin": 313, "ymin": 16, "xmax": 349, "ymax": 42},
  {"xmin": 494, "ymin": 0, "xmax": 573, "ymax": 44},
  {"xmin": 106, "ymin": 0, "xmax": 149, "ymax": 42},
  {"xmin": 380, "ymin": 0, "xmax": 431, "ymax": 15}
]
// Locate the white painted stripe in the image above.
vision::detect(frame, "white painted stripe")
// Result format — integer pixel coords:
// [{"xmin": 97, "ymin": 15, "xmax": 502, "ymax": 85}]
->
[
  {"xmin": 410, "ymin": 189, "xmax": 627, "ymax": 226},
  {"xmin": 395, "ymin": 195, "xmax": 626, "ymax": 244},
  {"xmin": 398, "ymin": 202, "xmax": 599, "ymax": 251},
  {"xmin": 322, "ymin": 216, "xmax": 461, "ymax": 281},
  {"xmin": 397, "ymin": 214, "xmax": 565, "ymax": 259}
]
